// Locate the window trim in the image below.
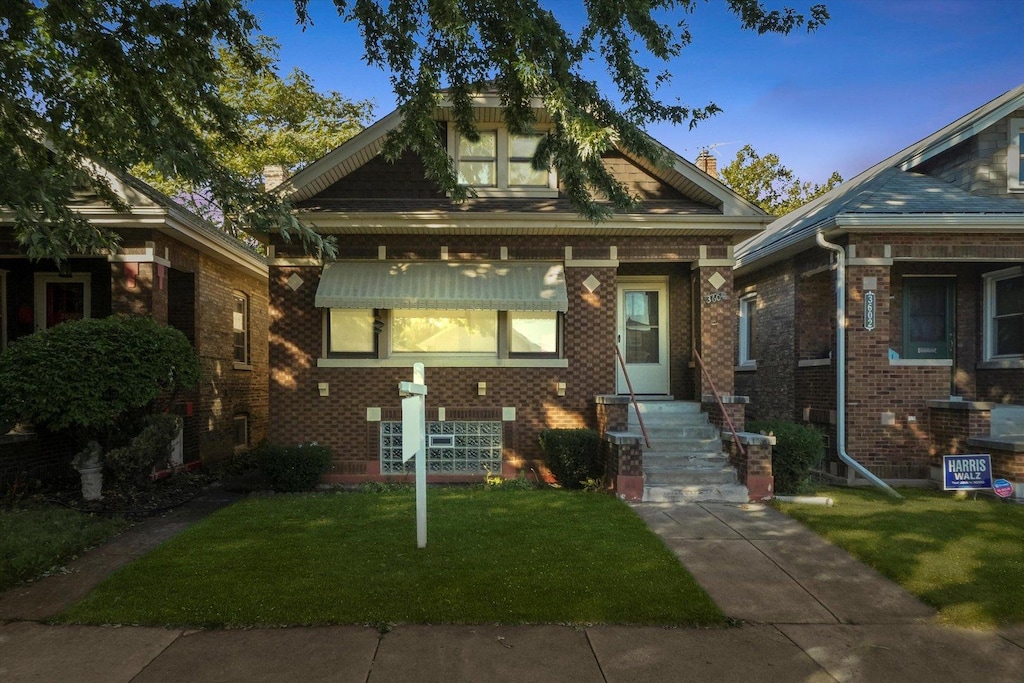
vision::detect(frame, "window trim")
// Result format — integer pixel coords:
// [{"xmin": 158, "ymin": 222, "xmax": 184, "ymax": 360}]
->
[
  {"xmin": 738, "ymin": 292, "xmax": 757, "ymax": 367},
  {"xmin": 448, "ymin": 124, "xmax": 558, "ymax": 198},
  {"xmin": 1009, "ymin": 118, "xmax": 1024, "ymax": 192},
  {"xmin": 232, "ymin": 291, "xmax": 250, "ymax": 369},
  {"xmin": 33, "ymin": 272, "xmax": 91, "ymax": 332},
  {"xmin": 984, "ymin": 266, "xmax": 1023, "ymax": 360}
]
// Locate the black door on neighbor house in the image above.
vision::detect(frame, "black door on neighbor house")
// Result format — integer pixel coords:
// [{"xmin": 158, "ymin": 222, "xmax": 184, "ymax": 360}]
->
[{"xmin": 903, "ymin": 277, "xmax": 954, "ymax": 359}]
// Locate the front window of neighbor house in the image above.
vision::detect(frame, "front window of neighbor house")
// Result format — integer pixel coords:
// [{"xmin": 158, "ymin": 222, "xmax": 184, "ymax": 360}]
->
[
  {"xmin": 328, "ymin": 308, "xmax": 376, "ymax": 355},
  {"xmin": 392, "ymin": 309, "xmax": 498, "ymax": 354},
  {"xmin": 1010, "ymin": 119, "xmax": 1024, "ymax": 191},
  {"xmin": 903, "ymin": 277, "xmax": 954, "ymax": 359},
  {"xmin": 985, "ymin": 267, "xmax": 1023, "ymax": 359},
  {"xmin": 33, "ymin": 272, "xmax": 91, "ymax": 332},
  {"xmin": 738, "ymin": 293, "xmax": 757, "ymax": 366},
  {"xmin": 232, "ymin": 292, "xmax": 249, "ymax": 365},
  {"xmin": 507, "ymin": 311, "xmax": 558, "ymax": 355}
]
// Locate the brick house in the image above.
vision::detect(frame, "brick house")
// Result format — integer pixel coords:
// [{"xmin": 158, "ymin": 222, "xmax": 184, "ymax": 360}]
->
[
  {"xmin": 733, "ymin": 83, "xmax": 1024, "ymax": 498},
  {"xmin": 266, "ymin": 94, "xmax": 771, "ymax": 494},
  {"xmin": 1, "ymin": 167, "xmax": 268, "ymax": 484}
]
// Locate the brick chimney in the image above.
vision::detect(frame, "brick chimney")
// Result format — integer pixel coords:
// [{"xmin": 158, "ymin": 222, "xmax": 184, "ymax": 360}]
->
[
  {"xmin": 695, "ymin": 150, "xmax": 717, "ymax": 178},
  {"xmin": 263, "ymin": 164, "xmax": 290, "ymax": 191}
]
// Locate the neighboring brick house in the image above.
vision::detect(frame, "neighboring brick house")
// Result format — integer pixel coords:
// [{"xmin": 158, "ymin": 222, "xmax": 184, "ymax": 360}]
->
[
  {"xmin": 1, "ymin": 167, "xmax": 268, "ymax": 484},
  {"xmin": 733, "ymin": 83, "xmax": 1024, "ymax": 498},
  {"xmin": 266, "ymin": 94, "xmax": 770, "ymax": 487}
]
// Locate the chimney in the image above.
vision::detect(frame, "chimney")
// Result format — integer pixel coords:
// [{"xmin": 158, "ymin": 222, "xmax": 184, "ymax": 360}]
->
[
  {"xmin": 695, "ymin": 150, "xmax": 717, "ymax": 178},
  {"xmin": 263, "ymin": 164, "xmax": 289, "ymax": 191}
]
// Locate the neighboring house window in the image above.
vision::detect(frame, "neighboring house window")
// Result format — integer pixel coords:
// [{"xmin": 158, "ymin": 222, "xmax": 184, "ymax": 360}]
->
[
  {"xmin": 392, "ymin": 309, "xmax": 498, "ymax": 354},
  {"xmin": 984, "ymin": 267, "xmax": 1023, "ymax": 359},
  {"xmin": 507, "ymin": 311, "xmax": 559, "ymax": 356},
  {"xmin": 738, "ymin": 293, "xmax": 757, "ymax": 366},
  {"xmin": 451, "ymin": 126, "xmax": 557, "ymax": 196},
  {"xmin": 232, "ymin": 292, "xmax": 249, "ymax": 366},
  {"xmin": 233, "ymin": 413, "xmax": 249, "ymax": 451},
  {"xmin": 33, "ymin": 272, "xmax": 91, "ymax": 332},
  {"xmin": 1010, "ymin": 118, "xmax": 1024, "ymax": 192},
  {"xmin": 328, "ymin": 308, "xmax": 377, "ymax": 356},
  {"xmin": 903, "ymin": 277, "xmax": 954, "ymax": 359}
]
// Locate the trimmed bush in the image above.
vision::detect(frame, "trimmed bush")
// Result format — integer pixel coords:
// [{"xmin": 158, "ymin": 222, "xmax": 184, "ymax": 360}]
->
[
  {"xmin": 255, "ymin": 442, "xmax": 332, "ymax": 492},
  {"xmin": 747, "ymin": 420, "xmax": 824, "ymax": 494},
  {"xmin": 104, "ymin": 415, "xmax": 181, "ymax": 488},
  {"xmin": 538, "ymin": 428, "xmax": 602, "ymax": 489}
]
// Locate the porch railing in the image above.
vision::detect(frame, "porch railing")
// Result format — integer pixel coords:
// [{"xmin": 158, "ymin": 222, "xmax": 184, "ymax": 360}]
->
[
  {"xmin": 692, "ymin": 345, "xmax": 746, "ymax": 458},
  {"xmin": 613, "ymin": 344, "xmax": 651, "ymax": 448}
]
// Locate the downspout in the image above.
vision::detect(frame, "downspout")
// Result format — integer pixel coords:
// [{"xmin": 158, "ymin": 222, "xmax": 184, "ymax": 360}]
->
[{"xmin": 816, "ymin": 233, "xmax": 902, "ymax": 499}]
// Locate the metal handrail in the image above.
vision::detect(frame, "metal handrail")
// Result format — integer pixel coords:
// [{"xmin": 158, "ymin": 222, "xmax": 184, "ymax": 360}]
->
[
  {"xmin": 613, "ymin": 344, "xmax": 651, "ymax": 448},
  {"xmin": 692, "ymin": 345, "xmax": 746, "ymax": 458}
]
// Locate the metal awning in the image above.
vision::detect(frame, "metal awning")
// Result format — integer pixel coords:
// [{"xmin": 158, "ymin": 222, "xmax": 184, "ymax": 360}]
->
[{"xmin": 314, "ymin": 261, "xmax": 568, "ymax": 312}]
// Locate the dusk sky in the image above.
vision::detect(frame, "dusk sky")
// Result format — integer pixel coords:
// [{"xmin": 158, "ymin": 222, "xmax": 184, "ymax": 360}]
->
[{"xmin": 248, "ymin": 0, "xmax": 1024, "ymax": 185}]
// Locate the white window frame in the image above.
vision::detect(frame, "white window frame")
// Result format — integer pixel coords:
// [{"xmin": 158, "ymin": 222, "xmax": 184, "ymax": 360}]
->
[
  {"xmin": 1009, "ymin": 118, "xmax": 1024, "ymax": 192},
  {"xmin": 232, "ymin": 291, "xmax": 250, "ymax": 369},
  {"xmin": 33, "ymin": 272, "xmax": 91, "ymax": 332},
  {"xmin": 448, "ymin": 124, "xmax": 558, "ymax": 198},
  {"xmin": 738, "ymin": 293, "xmax": 757, "ymax": 367},
  {"xmin": 984, "ymin": 266, "xmax": 1023, "ymax": 360}
]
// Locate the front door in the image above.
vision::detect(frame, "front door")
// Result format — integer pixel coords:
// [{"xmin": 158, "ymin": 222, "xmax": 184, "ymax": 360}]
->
[{"xmin": 617, "ymin": 278, "xmax": 670, "ymax": 395}]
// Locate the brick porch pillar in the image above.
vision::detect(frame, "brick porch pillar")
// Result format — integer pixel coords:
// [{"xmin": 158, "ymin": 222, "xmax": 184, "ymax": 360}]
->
[{"xmin": 694, "ymin": 261, "xmax": 741, "ymax": 428}]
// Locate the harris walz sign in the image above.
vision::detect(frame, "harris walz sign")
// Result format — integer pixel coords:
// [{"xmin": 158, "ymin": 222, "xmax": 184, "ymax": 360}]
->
[{"xmin": 942, "ymin": 454, "xmax": 993, "ymax": 491}]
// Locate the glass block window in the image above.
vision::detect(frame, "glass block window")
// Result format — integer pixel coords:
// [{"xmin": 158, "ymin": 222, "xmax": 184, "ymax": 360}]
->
[{"xmin": 380, "ymin": 420, "xmax": 503, "ymax": 474}]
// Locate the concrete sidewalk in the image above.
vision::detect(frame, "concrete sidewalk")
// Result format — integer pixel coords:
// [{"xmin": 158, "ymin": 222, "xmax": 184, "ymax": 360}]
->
[{"xmin": 2, "ymin": 494, "xmax": 1023, "ymax": 682}]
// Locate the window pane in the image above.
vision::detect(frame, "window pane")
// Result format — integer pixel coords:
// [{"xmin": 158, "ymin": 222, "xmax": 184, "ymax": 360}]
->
[
  {"xmin": 392, "ymin": 309, "xmax": 497, "ymax": 353},
  {"xmin": 624, "ymin": 291, "xmax": 659, "ymax": 364},
  {"xmin": 233, "ymin": 331, "xmax": 247, "ymax": 363},
  {"xmin": 459, "ymin": 132, "xmax": 496, "ymax": 158},
  {"xmin": 509, "ymin": 311, "xmax": 557, "ymax": 354},
  {"xmin": 232, "ymin": 294, "xmax": 247, "ymax": 363},
  {"xmin": 233, "ymin": 415, "xmax": 248, "ymax": 449},
  {"xmin": 458, "ymin": 160, "xmax": 495, "ymax": 186},
  {"xmin": 330, "ymin": 309, "xmax": 375, "ymax": 353},
  {"xmin": 509, "ymin": 134, "xmax": 541, "ymax": 158},
  {"xmin": 995, "ymin": 275, "xmax": 1023, "ymax": 316},
  {"xmin": 996, "ymin": 317, "xmax": 1024, "ymax": 356},
  {"xmin": 905, "ymin": 283, "xmax": 947, "ymax": 343},
  {"xmin": 46, "ymin": 282, "xmax": 85, "ymax": 327},
  {"xmin": 509, "ymin": 161, "xmax": 548, "ymax": 187}
]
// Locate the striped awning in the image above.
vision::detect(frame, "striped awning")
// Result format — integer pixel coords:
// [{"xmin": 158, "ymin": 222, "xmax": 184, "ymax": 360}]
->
[{"xmin": 314, "ymin": 261, "xmax": 568, "ymax": 312}]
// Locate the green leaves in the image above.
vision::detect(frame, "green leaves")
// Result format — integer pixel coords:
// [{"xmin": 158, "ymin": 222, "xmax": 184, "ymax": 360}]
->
[
  {"xmin": 720, "ymin": 144, "xmax": 843, "ymax": 216},
  {"xmin": 0, "ymin": 316, "xmax": 200, "ymax": 438}
]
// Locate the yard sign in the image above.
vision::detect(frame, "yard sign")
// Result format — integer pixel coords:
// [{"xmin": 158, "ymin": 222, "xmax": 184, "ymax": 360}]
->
[{"xmin": 942, "ymin": 454, "xmax": 993, "ymax": 491}]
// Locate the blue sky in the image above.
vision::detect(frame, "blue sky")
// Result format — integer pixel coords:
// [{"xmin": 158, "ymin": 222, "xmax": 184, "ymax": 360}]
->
[{"xmin": 249, "ymin": 0, "xmax": 1024, "ymax": 185}]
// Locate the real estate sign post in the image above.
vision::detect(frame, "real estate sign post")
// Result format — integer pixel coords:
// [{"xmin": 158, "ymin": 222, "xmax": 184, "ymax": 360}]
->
[{"xmin": 400, "ymin": 363, "xmax": 428, "ymax": 548}]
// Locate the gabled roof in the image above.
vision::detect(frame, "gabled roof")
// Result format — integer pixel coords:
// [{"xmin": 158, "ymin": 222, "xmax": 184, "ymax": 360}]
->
[
  {"xmin": 278, "ymin": 95, "xmax": 766, "ymax": 220},
  {"xmin": 735, "ymin": 83, "xmax": 1024, "ymax": 272}
]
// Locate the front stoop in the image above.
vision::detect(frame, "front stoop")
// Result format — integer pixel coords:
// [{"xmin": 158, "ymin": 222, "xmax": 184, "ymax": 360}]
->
[{"xmin": 631, "ymin": 400, "xmax": 748, "ymax": 503}]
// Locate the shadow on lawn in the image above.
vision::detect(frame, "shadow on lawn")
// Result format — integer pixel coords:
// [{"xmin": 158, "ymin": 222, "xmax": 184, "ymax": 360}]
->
[{"xmin": 788, "ymin": 490, "xmax": 1023, "ymax": 627}]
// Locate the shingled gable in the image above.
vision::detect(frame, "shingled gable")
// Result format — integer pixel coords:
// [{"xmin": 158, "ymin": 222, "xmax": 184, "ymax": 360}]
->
[
  {"xmin": 736, "ymin": 82, "xmax": 1024, "ymax": 272},
  {"xmin": 275, "ymin": 95, "xmax": 767, "ymax": 234}
]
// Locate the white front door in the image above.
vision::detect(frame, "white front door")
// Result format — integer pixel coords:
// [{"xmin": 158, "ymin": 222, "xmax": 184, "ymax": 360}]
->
[{"xmin": 617, "ymin": 278, "xmax": 670, "ymax": 395}]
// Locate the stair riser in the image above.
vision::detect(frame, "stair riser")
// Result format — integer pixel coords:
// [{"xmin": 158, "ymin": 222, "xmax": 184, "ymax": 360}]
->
[
  {"xmin": 643, "ymin": 485, "xmax": 749, "ymax": 504},
  {"xmin": 644, "ymin": 470, "xmax": 739, "ymax": 486}
]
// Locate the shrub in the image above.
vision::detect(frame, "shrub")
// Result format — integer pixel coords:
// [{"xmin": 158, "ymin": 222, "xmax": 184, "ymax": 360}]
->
[
  {"xmin": 256, "ymin": 442, "xmax": 332, "ymax": 492},
  {"xmin": 538, "ymin": 428, "xmax": 603, "ymax": 489},
  {"xmin": 104, "ymin": 415, "xmax": 181, "ymax": 488},
  {"xmin": 0, "ymin": 316, "xmax": 199, "ymax": 441},
  {"xmin": 747, "ymin": 420, "xmax": 824, "ymax": 494}
]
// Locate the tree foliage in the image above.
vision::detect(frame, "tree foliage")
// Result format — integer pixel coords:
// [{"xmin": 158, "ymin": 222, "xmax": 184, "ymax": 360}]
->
[
  {"xmin": 720, "ymin": 144, "xmax": 842, "ymax": 216},
  {"xmin": 1, "ymin": 0, "xmax": 337, "ymax": 262},
  {"xmin": 3, "ymin": 0, "xmax": 828, "ymax": 262},
  {"xmin": 133, "ymin": 37, "xmax": 374, "ymax": 230},
  {"xmin": 298, "ymin": 0, "xmax": 830, "ymax": 219},
  {"xmin": 0, "ymin": 316, "xmax": 200, "ymax": 443}
]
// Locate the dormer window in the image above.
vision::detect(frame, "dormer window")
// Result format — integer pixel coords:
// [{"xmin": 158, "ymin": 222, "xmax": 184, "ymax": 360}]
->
[
  {"xmin": 451, "ymin": 125, "xmax": 557, "ymax": 197},
  {"xmin": 1010, "ymin": 118, "xmax": 1024, "ymax": 192}
]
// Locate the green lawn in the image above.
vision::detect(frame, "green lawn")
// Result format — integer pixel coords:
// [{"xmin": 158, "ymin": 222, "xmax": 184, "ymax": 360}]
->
[
  {"xmin": 777, "ymin": 487, "xmax": 1024, "ymax": 628},
  {"xmin": 0, "ymin": 507, "xmax": 126, "ymax": 591},
  {"xmin": 58, "ymin": 488, "xmax": 723, "ymax": 628}
]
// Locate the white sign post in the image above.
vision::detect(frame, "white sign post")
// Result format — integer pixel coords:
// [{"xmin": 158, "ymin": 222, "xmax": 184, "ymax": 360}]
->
[{"xmin": 399, "ymin": 363, "xmax": 428, "ymax": 548}]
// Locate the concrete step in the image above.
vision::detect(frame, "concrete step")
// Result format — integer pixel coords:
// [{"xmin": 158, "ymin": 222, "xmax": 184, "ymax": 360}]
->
[
  {"xmin": 644, "ymin": 456, "xmax": 731, "ymax": 471},
  {"xmin": 632, "ymin": 400, "xmax": 702, "ymax": 416},
  {"xmin": 644, "ymin": 467, "xmax": 739, "ymax": 486},
  {"xmin": 643, "ymin": 438, "xmax": 723, "ymax": 454},
  {"xmin": 637, "ymin": 424, "xmax": 719, "ymax": 440},
  {"xmin": 643, "ymin": 483, "xmax": 749, "ymax": 503}
]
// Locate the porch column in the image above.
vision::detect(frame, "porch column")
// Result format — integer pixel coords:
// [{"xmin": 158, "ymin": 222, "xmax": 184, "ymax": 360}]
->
[
  {"xmin": 110, "ymin": 261, "xmax": 169, "ymax": 324},
  {"xmin": 694, "ymin": 262, "xmax": 741, "ymax": 430}
]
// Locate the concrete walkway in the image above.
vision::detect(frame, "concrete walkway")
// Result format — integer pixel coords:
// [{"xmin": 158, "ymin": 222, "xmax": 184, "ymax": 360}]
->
[{"xmin": 1, "ymin": 493, "xmax": 1022, "ymax": 682}]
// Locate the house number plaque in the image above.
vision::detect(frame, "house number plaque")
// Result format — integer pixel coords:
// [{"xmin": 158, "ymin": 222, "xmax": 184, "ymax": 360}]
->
[
  {"xmin": 703, "ymin": 291, "xmax": 728, "ymax": 305},
  {"xmin": 864, "ymin": 291, "xmax": 876, "ymax": 331}
]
